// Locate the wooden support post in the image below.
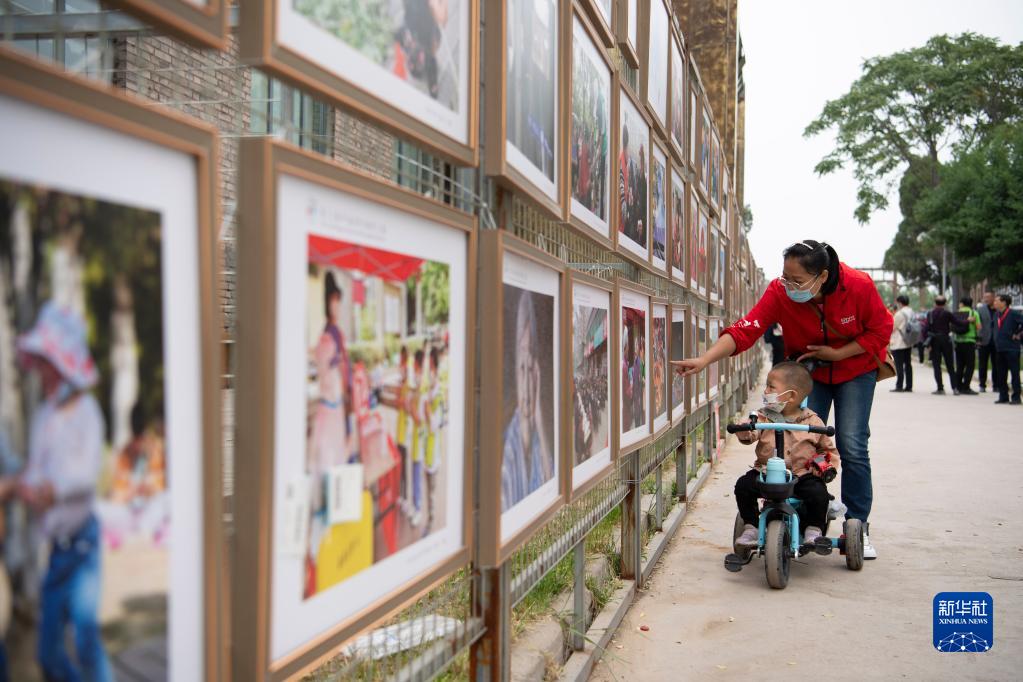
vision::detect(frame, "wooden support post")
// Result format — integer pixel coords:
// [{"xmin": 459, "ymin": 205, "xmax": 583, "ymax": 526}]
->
[
  {"xmin": 620, "ymin": 451, "xmax": 642, "ymax": 587},
  {"xmin": 471, "ymin": 565, "xmax": 510, "ymax": 681}
]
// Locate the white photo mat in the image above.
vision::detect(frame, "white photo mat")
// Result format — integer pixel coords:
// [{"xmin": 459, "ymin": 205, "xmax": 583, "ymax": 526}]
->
[{"xmin": 646, "ymin": 0, "xmax": 668, "ymax": 128}]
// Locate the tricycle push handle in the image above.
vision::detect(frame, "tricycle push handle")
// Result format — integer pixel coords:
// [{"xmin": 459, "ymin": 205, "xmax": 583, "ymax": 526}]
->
[{"xmin": 726, "ymin": 421, "xmax": 835, "ymax": 437}]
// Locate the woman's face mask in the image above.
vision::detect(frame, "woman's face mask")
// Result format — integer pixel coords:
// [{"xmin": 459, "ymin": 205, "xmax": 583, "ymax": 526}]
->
[
  {"xmin": 783, "ymin": 272, "xmax": 823, "ymax": 303},
  {"xmin": 762, "ymin": 389, "xmax": 795, "ymax": 413}
]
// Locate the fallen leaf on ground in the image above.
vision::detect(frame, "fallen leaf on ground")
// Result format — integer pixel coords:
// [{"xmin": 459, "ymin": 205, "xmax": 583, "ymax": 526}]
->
[
  {"xmin": 640, "ymin": 624, "xmax": 650, "ymax": 631},
  {"xmin": 728, "ymin": 617, "xmax": 735, "ymax": 622},
  {"xmin": 788, "ymin": 661, "xmax": 797, "ymax": 666},
  {"xmin": 716, "ymin": 665, "xmax": 727, "ymax": 670}
]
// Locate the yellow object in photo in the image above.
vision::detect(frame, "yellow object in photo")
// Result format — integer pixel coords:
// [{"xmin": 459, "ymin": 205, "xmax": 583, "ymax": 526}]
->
[{"xmin": 316, "ymin": 491, "xmax": 373, "ymax": 592}]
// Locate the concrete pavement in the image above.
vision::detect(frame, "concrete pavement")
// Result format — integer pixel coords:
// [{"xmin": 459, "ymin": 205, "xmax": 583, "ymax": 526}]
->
[{"xmin": 590, "ymin": 357, "xmax": 1023, "ymax": 681}]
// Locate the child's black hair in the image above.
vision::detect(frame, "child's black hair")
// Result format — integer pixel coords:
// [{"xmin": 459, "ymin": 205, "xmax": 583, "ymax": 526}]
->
[
  {"xmin": 414, "ymin": 348, "xmax": 425, "ymax": 368},
  {"xmin": 429, "ymin": 346, "xmax": 440, "ymax": 369}
]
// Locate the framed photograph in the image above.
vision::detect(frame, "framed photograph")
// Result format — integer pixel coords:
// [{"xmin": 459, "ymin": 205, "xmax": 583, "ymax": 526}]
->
[
  {"xmin": 650, "ymin": 300, "xmax": 670, "ymax": 437},
  {"xmin": 688, "ymin": 192, "xmax": 699, "ymax": 291},
  {"xmin": 566, "ymin": 6, "xmax": 614, "ymax": 244},
  {"xmin": 688, "ymin": 310, "xmax": 698, "ymax": 412},
  {"xmin": 711, "ymin": 130, "xmax": 721, "ymax": 210},
  {"xmin": 486, "ymin": 0, "xmax": 561, "ymax": 216},
  {"xmin": 568, "ymin": 271, "xmax": 615, "ymax": 497},
  {"xmin": 0, "ymin": 49, "xmax": 224, "ymax": 680},
  {"xmin": 670, "ymin": 172, "xmax": 686, "ymax": 282},
  {"xmin": 644, "ymin": 0, "xmax": 670, "ymax": 133},
  {"xmin": 580, "ymin": 0, "xmax": 615, "ymax": 47},
  {"xmin": 700, "ymin": 105, "xmax": 712, "ymax": 197},
  {"xmin": 669, "ymin": 34, "xmax": 686, "ymax": 160},
  {"xmin": 708, "ymin": 318, "xmax": 720, "ymax": 400},
  {"xmin": 234, "ymin": 139, "xmax": 474, "ymax": 679},
  {"xmin": 718, "ymin": 234, "xmax": 729, "ymax": 308},
  {"xmin": 478, "ymin": 231, "xmax": 565, "ymax": 564},
  {"xmin": 108, "ymin": 0, "xmax": 228, "ymax": 48},
  {"xmin": 670, "ymin": 305, "xmax": 687, "ymax": 422},
  {"xmin": 616, "ymin": 279, "xmax": 652, "ymax": 453},
  {"xmin": 616, "ymin": 87, "xmax": 650, "ymax": 265},
  {"xmin": 650, "ymin": 139, "xmax": 669, "ymax": 273},
  {"xmin": 709, "ymin": 227, "xmax": 721, "ymax": 304},
  {"xmin": 240, "ymin": 0, "xmax": 479, "ymax": 165},
  {"xmin": 688, "ymin": 85, "xmax": 699, "ymax": 169},
  {"xmin": 617, "ymin": 0, "xmax": 640, "ymax": 68},
  {"xmin": 697, "ymin": 314, "xmax": 708, "ymax": 405},
  {"xmin": 697, "ymin": 204, "xmax": 710, "ymax": 298}
]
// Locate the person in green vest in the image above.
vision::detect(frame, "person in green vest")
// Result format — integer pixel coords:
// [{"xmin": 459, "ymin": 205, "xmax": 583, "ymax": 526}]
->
[
  {"xmin": 424, "ymin": 346, "xmax": 446, "ymax": 534},
  {"xmin": 954, "ymin": 296, "xmax": 982, "ymax": 395}
]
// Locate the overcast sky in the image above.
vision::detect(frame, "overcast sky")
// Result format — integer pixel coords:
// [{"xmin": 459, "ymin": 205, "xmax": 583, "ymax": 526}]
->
[{"xmin": 738, "ymin": 0, "xmax": 1023, "ymax": 279}]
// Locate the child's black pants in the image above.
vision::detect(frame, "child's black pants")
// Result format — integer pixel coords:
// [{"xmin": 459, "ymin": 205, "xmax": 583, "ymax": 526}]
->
[{"xmin": 734, "ymin": 468, "xmax": 830, "ymax": 531}]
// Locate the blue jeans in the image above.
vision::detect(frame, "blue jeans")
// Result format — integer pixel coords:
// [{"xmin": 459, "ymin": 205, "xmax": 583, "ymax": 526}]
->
[
  {"xmin": 808, "ymin": 370, "xmax": 878, "ymax": 523},
  {"xmin": 38, "ymin": 514, "xmax": 113, "ymax": 682}
]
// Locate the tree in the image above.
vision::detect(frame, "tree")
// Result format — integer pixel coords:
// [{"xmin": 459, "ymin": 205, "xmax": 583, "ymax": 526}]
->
[{"xmin": 915, "ymin": 123, "xmax": 1023, "ymax": 286}]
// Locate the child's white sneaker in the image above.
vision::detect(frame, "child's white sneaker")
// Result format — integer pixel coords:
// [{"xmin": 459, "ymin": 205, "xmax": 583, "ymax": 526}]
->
[
  {"xmin": 803, "ymin": 526, "xmax": 823, "ymax": 544},
  {"xmin": 735, "ymin": 524, "xmax": 759, "ymax": 547}
]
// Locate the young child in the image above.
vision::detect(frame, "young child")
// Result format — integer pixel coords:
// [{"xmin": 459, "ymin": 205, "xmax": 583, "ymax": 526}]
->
[{"xmin": 734, "ymin": 362, "xmax": 840, "ymax": 547}]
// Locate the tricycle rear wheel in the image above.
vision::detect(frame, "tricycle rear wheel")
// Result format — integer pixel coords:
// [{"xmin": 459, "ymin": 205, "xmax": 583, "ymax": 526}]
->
[
  {"xmin": 764, "ymin": 519, "xmax": 790, "ymax": 589},
  {"xmin": 844, "ymin": 519, "xmax": 864, "ymax": 571}
]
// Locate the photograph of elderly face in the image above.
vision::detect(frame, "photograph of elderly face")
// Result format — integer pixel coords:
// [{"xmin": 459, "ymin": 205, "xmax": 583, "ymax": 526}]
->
[
  {"xmin": 501, "ymin": 284, "xmax": 556, "ymax": 511},
  {"xmin": 671, "ymin": 41, "xmax": 684, "ymax": 151},
  {"xmin": 651, "ymin": 145, "xmax": 667, "ymax": 268},
  {"xmin": 646, "ymin": 0, "xmax": 669, "ymax": 128},
  {"xmin": 620, "ymin": 298, "xmax": 647, "ymax": 436},
  {"xmin": 618, "ymin": 93, "xmax": 649, "ymax": 258},
  {"xmin": 570, "ymin": 16, "xmax": 611, "ymax": 233},
  {"xmin": 572, "ymin": 289, "xmax": 610, "ymax": 469},
  {"xmin": 302, "ymin": 234, "xmax": 453, "ymax": 599},
  {"xmin": 0, "ymin": 178, "xmax": 168, "ymax": 680},
  {"xmin": 507, "ymin": 0, "xmax": 558, "ymax": 186},
  {"xmin": 671, "ymin": 175, "xmax": 685, "ymax": 281}
]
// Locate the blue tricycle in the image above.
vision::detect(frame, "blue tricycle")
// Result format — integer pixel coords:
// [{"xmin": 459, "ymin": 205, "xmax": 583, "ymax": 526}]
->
[{"xmin": 723, "ymin": 414, "xmax": 864, "ymax": 589}]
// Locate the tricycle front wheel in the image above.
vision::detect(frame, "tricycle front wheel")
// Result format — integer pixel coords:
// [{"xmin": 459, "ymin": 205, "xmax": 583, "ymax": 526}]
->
[{"xmin": 764, "ymin": 519, "xmax": 790, "ymax": 589}]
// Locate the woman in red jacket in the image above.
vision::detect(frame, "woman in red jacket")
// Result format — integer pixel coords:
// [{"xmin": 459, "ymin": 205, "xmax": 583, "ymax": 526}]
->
[{"xmin": 673, "ymin": 240, "xmax": 893, "ymax": 559}]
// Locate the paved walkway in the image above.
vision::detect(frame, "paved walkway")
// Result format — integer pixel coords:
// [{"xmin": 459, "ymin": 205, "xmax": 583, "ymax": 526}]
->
[{"xmin": 591, "ymin": 356, "xmax": 1023, "ymax": 681}]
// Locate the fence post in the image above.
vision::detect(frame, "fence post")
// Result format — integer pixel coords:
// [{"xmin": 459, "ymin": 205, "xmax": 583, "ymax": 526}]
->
[
  {"xmin": 654, "ymin": 463, "xmax": 663, "ymax": 531},
  {"xmin": 572, "ymin": 540, "xmax": 586, "ymax": 651},
  {"xmin": 471, "ymin": 565, "xmax": 510, "ymax": 681},
  {"xmin": 620, "ymin": 450, "xmax": 642, "ymax": 587},
  {"xmin": 675, "ymin": 438, "xmax": 686, "ymax": 502}
]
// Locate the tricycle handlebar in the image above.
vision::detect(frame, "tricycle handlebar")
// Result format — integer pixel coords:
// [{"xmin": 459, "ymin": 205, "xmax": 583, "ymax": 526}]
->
[{"xmin": 726, "ymin": 422, "xmax": 835, "ymax": 437}]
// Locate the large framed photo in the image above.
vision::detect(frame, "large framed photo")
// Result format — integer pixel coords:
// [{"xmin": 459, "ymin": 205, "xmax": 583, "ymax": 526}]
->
[
  {"xmin": 616, "ymin": 279, "xmax": 652, "ymax": 453},
  {"xmin": 651, "ymin": 300, "xmax": 670, "ymax": 437},
  {"xmin": 240, "ymin": 0, "xmax": 478, "ymax": 165},
  {"xmin": 708, "ymin": 318, "xmax": 721, "ymax": 399},
  {"xmin": 670, "ymin": 172, "xmax": 686, "ymax": 282},
  {"xmin": 718, "ymin": 234, "xmax": 729, "ymax": 308},
  {"xmin": 644, "ymin": 0, "xmax": 670, "ymax": 133},
  {"xmin": 709, "ymin": 226, "xmax": 721, "ymax": 304},
  {"xmin": 616, "ymin": 87, "xmax": 650, "ymax": 266},
  {"xmin": 688, "ymin": 310, "xmax": 698, "ymax": 412},
  {"xmin": 697, "ymin": 315, "xmax": 708, "ymax": 405},
  {"xmin": 478, "ymin": 231, "xmax": 565, "ymax": 564},
  {"xmin": 697, "ymin": 204, "xmax": 710, "ymax": 298},
  {"xmin": 108, "ymin": 0, "xmax": 228, "ymax": 48},
  {"xmin": 700, "ymin": 105, "xmax": 712, "ymax": 197},
  {"xmin": 568, "ymin": 272, "xmax": 615, "ymax": 497},
  {"xmin": 670, "ymin": 306, "xmax": 687, "ymax": 422},
  {"xmin": 688, "ymin": 192, "xmax": 699, "ymax": 291},
  {"xmin": 0, "ymin": 49, "xmax": 224, "ymax": 680},
  {"xmin": 234, "ymin": 140, "xmax": 474, "ymax": 679},
  {"xmin": 688, "ymin": 85, "xmax": 699, "ymax": 169},
  {"xmin": 711, "ymin": 131, "xmax": 722, "ymax": 210},
  {"xmin": 617, "ymin": 0, "xmax": 640, "ymax": 68},
  {"xmin": 669, "ymin": 34, "xmax": 685, "ymax": 160},
  {"xmin": 566, "ymin": 6, "xmax": 614, "ymax": 244},
  {"xmin": 485, "ymin": 0, "xmax": 562, "ymax": 216},
  {"xmin": 650, "ymin": 139, "xmax": 669, "ymax": 273}
]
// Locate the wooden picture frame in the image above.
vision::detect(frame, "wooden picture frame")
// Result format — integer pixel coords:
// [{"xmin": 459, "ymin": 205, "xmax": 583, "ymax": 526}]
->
[
  {"xmin": 567, "ymin": 270, "xmax": 617, "ymax": 499},
  {"xmin": 615, "ymin": 84, "xmax": 652, "ymax": 269},
  {"xmin": 697, "ymin": 313, "xmax": 709, "ymax": 406},
  {"xmin": 580, "ymin": 0, "xmax": 616, "ymax": 48},
  {"xmin": 687, "ymin": 307, "xmax": 697, "ymax": 413},
  {"xmin": 708, "ymin": 316, "xmax": 721, "ymax": 400},
  {"xmin": 710, "ymin": 129, "xmax": 722, "ymax": 212},
  {"xmin": 617, "ymin": 0, "xmax": 641, "ymax": 68},
  {"xmin": 239, "ymin": 0, "xmax": 480, "ymax": 166},
  {"xmin": 668, "ymin": 28, "xmax": 686, "ymax": 163},
  {"xmin": 709, "ymin": 224, "xmax": 721, "ymax": 305},
  {"xmin": 669, "ymin": 168, "xmax": 686, "ymax": 283},
  {"xmin": 563, "ymin": 4, "xmax": 616, "ymax": 247},
  {"xmin": 0, "ymin": 47, "xmax": 225, "ymax": 681},
  {"xmin": 650, "ymin": 135, "xmax": 670, "ymax": 274},
  {"xmin": 669, "ymin": 304, "xmax": 688, "ymax": 423},
  {"xmin": 650, "ymin": 297, "xmax": 670, "ymax": 438},
  {"xmin": 485, "ymin": 0, "xmax": 563, "ymax": 217},
  {"xmin": 642, "ymin": 0, "xmax": 671, "ymax": 137},
  {"xmin": 478, "ymin": 230, "xmax": 567, "ymax": 565},
  {"xmin": 107, "ymin": 0, "xmax": 228, "ymax": 49},
  {"xmin": 234, "ymin": 139, "xmax": 476, "ymax": 680},
  {"xmin": 615, "ymin": 277, "xmax": 654, "ymax": 454}
]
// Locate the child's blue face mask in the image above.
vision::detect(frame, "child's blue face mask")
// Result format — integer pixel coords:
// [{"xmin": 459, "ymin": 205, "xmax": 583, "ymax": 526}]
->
[{"xmin": 784, "ymin": 272, "xmax": 822, "ymax": 303}]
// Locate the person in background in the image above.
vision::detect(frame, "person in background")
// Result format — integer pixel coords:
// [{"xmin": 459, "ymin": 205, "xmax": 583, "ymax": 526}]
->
[
  {"xmin": 16, "ymin": 302, "xmax": 113, "ymax": 681},
  {"xmin": 992, "ymin": 294, "xmax": 1023, "ymax": 405},
  {"xmin": 926, "ymin": 296, "xmax": 958, "ymax": 395},
  {"xmin": 764, "ymin": 322, "xmax": 785, "ymax": 366},
  {"xmin": 889, "ymin": 295, "xmax": 914, "ymax": 393},
  {"xmin": 953, "ymin": 296, "xmax": 981, "ymax": 395},
  {"xmin": 916, "ymin": 310, "xmax": 928, "ymax": 364},
  {"xmin": 0, "ymin": 430, "xmax": 20, "ymax": 682},
  {"xmin": 976, "ymin": 291, "xmax": 998, "ymax": 393}
]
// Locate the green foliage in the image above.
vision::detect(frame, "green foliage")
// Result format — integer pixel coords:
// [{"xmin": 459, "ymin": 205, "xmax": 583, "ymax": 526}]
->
[
  {"xmin": 420, "ymin": 261, "xmax": 450, "ymax": 327},
  {"xmin": 805, "ymin": 33, "xmax": 1023, "ymax": 223},
  {"xmin": 294, "ymin": 0, "xmax": 393, "ymax": 66},
  {"xmin": 916, "ymin": 124, "xmax": 1023, "ymax": 286}
]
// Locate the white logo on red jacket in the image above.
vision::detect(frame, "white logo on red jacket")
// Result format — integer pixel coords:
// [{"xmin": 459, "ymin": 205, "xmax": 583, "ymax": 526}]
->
[{"xmin": 841, "ymin": 315, "xmax": 856, "ymax": 325}]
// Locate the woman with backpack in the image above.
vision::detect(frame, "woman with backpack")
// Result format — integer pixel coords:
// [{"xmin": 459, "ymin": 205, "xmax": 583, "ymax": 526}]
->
[
  {"xmin": 890, "ymin": 295, "xmax": 917, "ymax": 392},
  {"xmin": 672, "ymin": 240, "xmax": 894, "ymax": 560}
]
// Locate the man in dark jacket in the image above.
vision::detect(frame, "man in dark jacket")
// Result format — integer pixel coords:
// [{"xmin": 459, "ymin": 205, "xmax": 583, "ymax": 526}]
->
[
  {"xmin": 976, "ymin": 290, "xmax": 998, "ymax": 393},
  {"xmin": 927, "ymin": 296, "xmax": 958, "ymax": 394},
  {"xmin": 992, "ymin": 294, "xmax": 1022, "ymax": 405}
]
